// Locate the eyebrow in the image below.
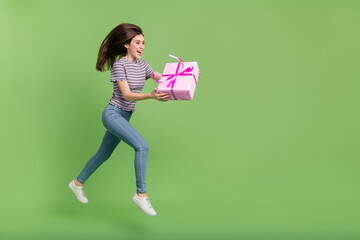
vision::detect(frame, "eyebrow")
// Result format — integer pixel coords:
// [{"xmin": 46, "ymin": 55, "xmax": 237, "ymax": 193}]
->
[{"xmin": 135, "ymin": 40, "xmax": 145, "ymax": 42}]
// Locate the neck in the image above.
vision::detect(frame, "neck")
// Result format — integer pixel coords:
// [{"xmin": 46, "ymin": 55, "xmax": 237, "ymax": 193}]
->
[{"xmin": 125, "ymin": 54, "xmax": 137, "ymax": 63}]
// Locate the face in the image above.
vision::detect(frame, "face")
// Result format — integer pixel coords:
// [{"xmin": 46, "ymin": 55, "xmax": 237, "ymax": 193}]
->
[{"xmin": 124, "ymin": 34, "xmax": 145, "ymax": 59}]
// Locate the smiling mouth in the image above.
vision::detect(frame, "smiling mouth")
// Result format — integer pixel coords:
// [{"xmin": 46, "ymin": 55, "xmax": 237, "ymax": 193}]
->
[{"xmin": 137, "ymin": 51, "xmax": 142, "ymax": 55}]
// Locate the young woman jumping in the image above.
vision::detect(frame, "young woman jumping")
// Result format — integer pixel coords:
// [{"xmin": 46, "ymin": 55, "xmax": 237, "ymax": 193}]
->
[{"xmin": 68, "ymin": 23, "xmax": 200, "ymax": 217}]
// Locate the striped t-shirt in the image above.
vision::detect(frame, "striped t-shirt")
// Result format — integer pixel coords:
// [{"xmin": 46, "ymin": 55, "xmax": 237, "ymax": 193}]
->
[{"xmin": 109, "ymin": 57, "xmax": 156, "ymax": 111}]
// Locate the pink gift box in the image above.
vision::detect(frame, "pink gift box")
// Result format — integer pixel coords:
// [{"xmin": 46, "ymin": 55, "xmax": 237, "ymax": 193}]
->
[{"xmin": 156, "ymin": 55, "xmax": 199, "ymax": 100}]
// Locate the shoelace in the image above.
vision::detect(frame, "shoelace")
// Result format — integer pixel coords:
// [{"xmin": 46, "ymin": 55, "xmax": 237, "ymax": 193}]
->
[
  {"xmin": 76, "ymin": 186, "xmax": 87, "ymax": 198},
  {"xmin": 145, "ymin": 198, "xmax": 153, "ymax": 209},
  {"xmin": 80, "ymin": 189, "xmax": 86, "ymax": 198}
]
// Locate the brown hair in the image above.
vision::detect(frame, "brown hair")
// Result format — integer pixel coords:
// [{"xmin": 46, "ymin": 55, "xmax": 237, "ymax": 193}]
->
[{"xmin": 96, "ymin": 23, "xmax": 143, "ymax": 72}]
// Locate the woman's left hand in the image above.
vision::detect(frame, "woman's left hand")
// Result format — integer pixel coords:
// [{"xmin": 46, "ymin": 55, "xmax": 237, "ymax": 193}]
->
[{"xmin": 199, "ymin": 70, "xmax": 201, "ymax": 77}]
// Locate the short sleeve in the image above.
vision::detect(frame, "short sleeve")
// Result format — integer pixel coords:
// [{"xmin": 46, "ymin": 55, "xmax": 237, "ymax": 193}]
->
[
  {"xmin": 111, "ymin": 61, "xmax": 127, "ymax": 82},
  {"xmin": 144, "ymin": 61, "xmax": 156, "ymax": 80}
]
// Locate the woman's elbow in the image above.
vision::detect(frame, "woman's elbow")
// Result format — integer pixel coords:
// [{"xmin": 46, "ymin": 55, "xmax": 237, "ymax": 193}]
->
[
  {"xmin": 123, "ymin": 93, "xmax": 133, "ymax": 101},
  {"xmin": 123, "ymin": 95, "xmax": 131, "ymax": 101}
]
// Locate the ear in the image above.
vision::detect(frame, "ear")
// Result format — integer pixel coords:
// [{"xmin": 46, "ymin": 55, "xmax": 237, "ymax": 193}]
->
[{"xmin": 124, "ymin": 43, "xmax": 129, "ymax": 49}]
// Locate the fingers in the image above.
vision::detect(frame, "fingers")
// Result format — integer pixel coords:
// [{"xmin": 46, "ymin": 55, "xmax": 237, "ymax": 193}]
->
[
  {"xmin": 160, "ymin": 95, "xmax": 171, "ymax": 100},
  {"xmin": 154, "ymin": 91, "xmax": 171, "ymax": 101},
  {"xmin": 158, "ymin": 97, "xmax": 169, "ymax": 101},
  {"xmin": 157, "ymin": 93, "xmax": 171, "ymax": 101},
  {"xmin": 157, "ymin": 92, "xmax": 170, "ymax": 98}
]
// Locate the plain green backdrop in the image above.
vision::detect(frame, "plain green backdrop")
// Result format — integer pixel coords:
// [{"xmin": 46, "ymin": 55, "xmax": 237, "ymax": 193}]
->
[{"xmin": 1, "ymin": 0, "xmax": 360, "ymax": 239}]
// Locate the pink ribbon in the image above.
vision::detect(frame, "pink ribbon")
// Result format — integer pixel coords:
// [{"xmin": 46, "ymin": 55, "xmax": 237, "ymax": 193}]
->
[{"xmin": 155, "ymin": 54, "xmax": 197, "ymax": 100}]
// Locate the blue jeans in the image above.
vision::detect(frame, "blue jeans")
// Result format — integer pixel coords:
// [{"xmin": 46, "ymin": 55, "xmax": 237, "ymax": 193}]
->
[{"xmin": 77, "ymin": 103, "xmax": 149, "ymax": 193}]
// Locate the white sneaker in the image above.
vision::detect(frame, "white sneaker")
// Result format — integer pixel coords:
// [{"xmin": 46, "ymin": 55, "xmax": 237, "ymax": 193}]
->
[
  {"xmin": 132, "ymin": 193, "xmax": 157, "ymax": 216},
  {"xmin": 68, "ymin": 179, "xmax": 88, "ymax": 204}
]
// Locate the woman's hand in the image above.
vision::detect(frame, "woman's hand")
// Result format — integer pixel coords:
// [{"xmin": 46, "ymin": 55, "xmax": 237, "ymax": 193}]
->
[
  {"xmin": 151, "ymin": 88, "xmax": 171, "ymax": 101},
  {"xmin": 199, "ymin": 69, "xmax": 201, "ymax": 77}
]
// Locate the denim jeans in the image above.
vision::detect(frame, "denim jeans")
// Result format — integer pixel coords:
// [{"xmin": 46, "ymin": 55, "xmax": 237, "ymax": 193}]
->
[{"xmin": 77, "ymin": 103, "xmax": 149, "ymax": 193}]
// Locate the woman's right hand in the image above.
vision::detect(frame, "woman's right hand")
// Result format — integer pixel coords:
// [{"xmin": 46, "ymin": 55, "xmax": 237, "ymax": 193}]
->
[{"xmin": 151, "ymin": 88, "xmax": 171, "ymax": 101}]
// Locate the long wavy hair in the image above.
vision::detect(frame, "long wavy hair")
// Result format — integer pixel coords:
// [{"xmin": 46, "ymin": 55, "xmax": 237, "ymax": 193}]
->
[{"xmin": 96, "ymin": 23, "xmax": 143, "ymax": 72}]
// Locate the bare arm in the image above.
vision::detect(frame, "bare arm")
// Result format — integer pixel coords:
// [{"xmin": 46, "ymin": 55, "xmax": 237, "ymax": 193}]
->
[{"xmin": 117, "ymin": 80, "xmax": 170, "ymax": 102}]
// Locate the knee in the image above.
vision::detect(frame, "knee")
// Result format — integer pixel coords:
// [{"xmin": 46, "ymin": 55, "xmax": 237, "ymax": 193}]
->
[
  {"xmin": 135, "ymin": 140, "xmax": 149, "ymax": 152},
  {"xmin": 101, "ymin": 152, "xmax": 112, "ymax": 161}
]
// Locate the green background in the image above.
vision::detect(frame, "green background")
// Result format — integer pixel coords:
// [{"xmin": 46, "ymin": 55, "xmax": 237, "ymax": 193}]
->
[{"xmin": 1, "ymin": 0, "xmax": 359, "ymax": 239}]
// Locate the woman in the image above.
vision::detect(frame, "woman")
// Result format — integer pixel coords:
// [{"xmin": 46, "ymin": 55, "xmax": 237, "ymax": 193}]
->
[{"xmin": 68, "ymin": 23, "xmax": 200, "ymax": 217}]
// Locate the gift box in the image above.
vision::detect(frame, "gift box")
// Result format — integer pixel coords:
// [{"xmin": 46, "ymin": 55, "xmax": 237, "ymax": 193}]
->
[{"xmin": 155, "ymin": 54, "xmax": 199, "ymax": 100}]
